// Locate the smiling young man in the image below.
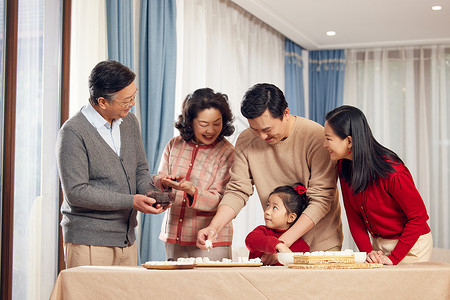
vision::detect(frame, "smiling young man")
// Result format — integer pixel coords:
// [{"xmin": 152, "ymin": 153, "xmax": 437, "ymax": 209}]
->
[
  {"xmin": 197, "ymin": 83, "xmax": 343, "ymax": 265},
  {"xmin": 56, "ymin": 60, "xmax": 168, "ymax": 268}
]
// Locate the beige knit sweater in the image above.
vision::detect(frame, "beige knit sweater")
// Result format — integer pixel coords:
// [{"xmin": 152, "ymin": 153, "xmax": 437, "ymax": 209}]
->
[{"xmin": 221, "ymin": 116, "xmax": 343, "ymax": 251}]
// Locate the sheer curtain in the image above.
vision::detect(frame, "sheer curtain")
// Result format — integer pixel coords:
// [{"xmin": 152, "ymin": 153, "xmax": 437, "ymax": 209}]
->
[
  {"xmin": 69, "ymin": 0, "xmax": 108, "ymax": 117},
  {"xmin": 13, "ymin": 0, "xmax": 62, "ymax": 299},
  {"xmin": 344, "ymin": 45, "xmax": 450, "ymax": 249},
  {"xmin": 176, "ymin": 0, "xmax": 285, "ymax": 258}
]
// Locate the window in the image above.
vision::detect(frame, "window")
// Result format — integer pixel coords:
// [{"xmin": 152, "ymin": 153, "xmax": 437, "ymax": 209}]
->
[
  {"xmin": 344, "ymin": 46, "xmax": 450, "ymax": 248},
  {"xmin": 12, "ymin": 0, "xmax": 62, "ymax": 298}
]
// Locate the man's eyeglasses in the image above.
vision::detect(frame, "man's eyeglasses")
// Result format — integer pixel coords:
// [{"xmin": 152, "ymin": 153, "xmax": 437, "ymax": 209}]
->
[{"xmin": 116, "ymin": 92, "xmax": 137, "ymax": 108}]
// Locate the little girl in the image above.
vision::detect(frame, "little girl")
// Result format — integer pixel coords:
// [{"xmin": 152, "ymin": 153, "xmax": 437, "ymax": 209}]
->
[{"xmin": 245, "ymin": 183, "xmax": 310, "ymax": 266}]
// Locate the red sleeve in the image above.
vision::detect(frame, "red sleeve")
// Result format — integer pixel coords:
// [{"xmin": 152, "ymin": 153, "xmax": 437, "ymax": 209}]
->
[
  {"xmin": 245, "ymin": 226, "xmax": 283, "ymax": 255},
  {"xmin": 385, "ymin": 166, "xmax": 430, "ymax": 265},
  {"xmin": 340, "ymin": 179, "xmax": 373, "ymax": 253},
  {"xmin": 289, "ymin": 238, "xmax": 310, "ymax": 252}
]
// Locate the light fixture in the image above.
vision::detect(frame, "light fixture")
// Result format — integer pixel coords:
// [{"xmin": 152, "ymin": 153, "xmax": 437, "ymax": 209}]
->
[
  {"xmin": 326, "ymin": 31, "xmax": 336, "ymax": 36},
  {"xmin": 432, "ymin": 5, "xmax": 442, "ymax": 11}
]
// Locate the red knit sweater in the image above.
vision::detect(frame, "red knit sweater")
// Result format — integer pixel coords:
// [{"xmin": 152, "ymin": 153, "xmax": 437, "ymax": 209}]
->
[
  {"xmin": 339, "ymin": 161, "xmax": 430, "ymax": 265},
  {"xmin": 245, "ymin": 225, "xmax": 310, "ymax": 266}
]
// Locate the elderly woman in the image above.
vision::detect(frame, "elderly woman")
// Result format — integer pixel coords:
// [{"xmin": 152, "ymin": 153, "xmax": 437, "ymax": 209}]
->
[{"xmin": 153, "ymin": 88, "xmax": 235, "ymax": 260}]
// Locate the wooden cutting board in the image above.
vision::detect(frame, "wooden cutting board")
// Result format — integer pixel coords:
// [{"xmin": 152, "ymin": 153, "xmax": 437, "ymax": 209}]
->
[
  {"xmin": 142, "ymin": 264, "xmax": 195, "ymax": 270},
  {"xmin": 288, "ymin": 263, "xmax": 383, "ymax": 269}
]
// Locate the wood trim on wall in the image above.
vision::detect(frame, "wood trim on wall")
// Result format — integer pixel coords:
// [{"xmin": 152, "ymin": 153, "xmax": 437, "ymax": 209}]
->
[
  {"xmin": 1, "ymin": 0, "xmax": 18, "ymax": 299},
  {"xmin": 58, "ymin": 0, "xmax": 71, "ymax": 273}
]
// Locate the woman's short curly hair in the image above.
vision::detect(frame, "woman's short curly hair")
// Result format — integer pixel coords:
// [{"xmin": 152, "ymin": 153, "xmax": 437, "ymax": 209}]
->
[{"xmin": 175, "ymin": 88, "xmax": 235, "ymax": 142}]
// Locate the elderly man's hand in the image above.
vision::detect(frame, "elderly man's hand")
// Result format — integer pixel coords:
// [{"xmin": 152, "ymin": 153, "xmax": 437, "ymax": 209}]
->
[{"xmin": 133, "ymin": 194, "xmax": 170, "ymax": 214}]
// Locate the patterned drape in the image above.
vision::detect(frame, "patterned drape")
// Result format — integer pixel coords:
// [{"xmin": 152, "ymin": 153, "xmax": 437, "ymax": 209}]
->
[{"xmin": 309, "ymin": 50, "xmax": 345, "ymax": 125}]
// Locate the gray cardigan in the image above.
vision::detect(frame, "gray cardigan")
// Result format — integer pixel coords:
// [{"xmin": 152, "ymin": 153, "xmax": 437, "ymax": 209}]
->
[{"xmin": 56, "ymin": 111, "xmax": 153, "ymax": 247}]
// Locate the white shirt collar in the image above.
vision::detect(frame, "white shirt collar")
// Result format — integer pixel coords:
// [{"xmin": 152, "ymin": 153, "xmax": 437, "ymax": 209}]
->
[{"xmin": 82, "ymin": 103, "xmax": 123, "ymax": 129}]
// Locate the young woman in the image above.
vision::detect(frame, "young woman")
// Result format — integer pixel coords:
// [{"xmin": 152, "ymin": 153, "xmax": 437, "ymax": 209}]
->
[
  {"xmin": 245, "ymin": 183, "xmax": 310, "ymax": 266},
  {"xmin": 324, "ymin": 105, "xmax": 432, "ymax": 265},
  {"xmin": 153, "ymin": 88, "xmax": 235, "ymax": 260}
]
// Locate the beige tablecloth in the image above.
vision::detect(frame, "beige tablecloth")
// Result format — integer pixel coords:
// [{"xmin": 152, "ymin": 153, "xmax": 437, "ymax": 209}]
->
[{"xmin": 50, "ymin": 262, "xmax": 450, "ymax": 300}]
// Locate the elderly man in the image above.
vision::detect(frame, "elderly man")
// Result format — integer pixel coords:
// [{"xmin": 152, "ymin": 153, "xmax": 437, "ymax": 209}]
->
[{"xmin": 56, "ymin": 60, "xmax": 167, "ymax": 268}]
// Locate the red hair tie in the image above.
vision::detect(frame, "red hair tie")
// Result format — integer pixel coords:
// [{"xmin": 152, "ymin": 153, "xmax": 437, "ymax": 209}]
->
[{"xmin": 294, "ymin": 185, "xmax": 307, "ymax": 195}]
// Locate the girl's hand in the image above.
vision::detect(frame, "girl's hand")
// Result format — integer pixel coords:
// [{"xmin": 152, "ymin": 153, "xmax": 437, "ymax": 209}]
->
[
  {"xmin": 275, "ymin": 242, "xmax": 292, "ymax": 253},
  {"xmin": 261, "ymin": 253, "xmax": 279, "ymax": 265},
  {"xmin": 366, "ymin": 250, "xmax": 393, "ymax": 264}
]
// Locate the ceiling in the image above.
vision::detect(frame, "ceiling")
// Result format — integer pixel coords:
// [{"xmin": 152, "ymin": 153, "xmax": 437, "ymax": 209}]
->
[{"xmin": 230, "ymin": 0, "xmax": 450, "ymax": 50}]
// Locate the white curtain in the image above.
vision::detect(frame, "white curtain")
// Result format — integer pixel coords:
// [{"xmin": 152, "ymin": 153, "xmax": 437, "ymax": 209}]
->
[
  {"xmin": 343, "ymin": 46, "xmax": 450, "ymax": 249},
  {"xmin": 69, "ymin": 0, "xmax": 108, "ymax": 116},
  {"xmin": 176, "ymin": 0, "xmax": 285, "ymax": 258},
  {"xmin": 13, "ymin": 0, "xmax": 62, "ymax": 299}
]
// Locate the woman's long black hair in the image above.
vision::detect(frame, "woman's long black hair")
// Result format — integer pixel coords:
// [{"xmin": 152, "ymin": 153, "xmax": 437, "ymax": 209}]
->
[{"xmin": 325, "ymin": 105, "xmax": 403, "ymax": 194}]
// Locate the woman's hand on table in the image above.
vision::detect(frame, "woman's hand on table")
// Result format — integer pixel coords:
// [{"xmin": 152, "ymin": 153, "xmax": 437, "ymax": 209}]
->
[
  {"xmin": 366, "ymin": 250, "xmax": 393, "ymax": 265},
  {"xmin": 366, "ymin": 250, "xmax": 383, "ymax": 263},
  {"xmin": 380, "ymin": 255, "xmax": 393, "ymax": 265}
]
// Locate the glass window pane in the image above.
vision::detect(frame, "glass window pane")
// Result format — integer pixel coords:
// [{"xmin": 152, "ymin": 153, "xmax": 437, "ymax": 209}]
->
[{"xmin": 13, "ymin": 0, "xmax": 62, "ymax": 299}]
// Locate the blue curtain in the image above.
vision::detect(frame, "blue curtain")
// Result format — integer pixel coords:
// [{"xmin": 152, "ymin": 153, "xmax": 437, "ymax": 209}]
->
[
  {"xmin": 106, "ymin": 0, "xmax": 134, "ymax": 69},
  {"xmin": 106, "ymin": 0, "xmax": 135, "ymax": 115},
  {"xmin": 138, "ymin": 0, "xmax": 177, "ymax": 262},
  {"xmin": 284, "ymin": 38, "xmax": 305, "ymax": 117},
  {"xmin": 309, "ymin": 50, "xmax": 345, "ymax": 125},
  {"xmin": 106, "ymin": 0, "xmax": 142, "ymax": 261}
]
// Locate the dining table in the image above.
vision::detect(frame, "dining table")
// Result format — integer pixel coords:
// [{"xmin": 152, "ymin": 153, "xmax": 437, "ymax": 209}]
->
[{"xmin": 49, "ymin": 261, "xmax": 450, "ymax": 299}]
